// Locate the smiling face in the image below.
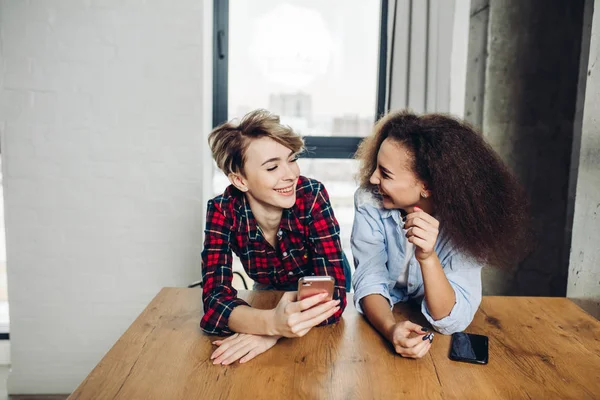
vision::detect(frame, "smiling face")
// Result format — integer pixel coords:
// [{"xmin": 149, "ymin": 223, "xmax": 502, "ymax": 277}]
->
[
  {"xmin": 369, "ymin": 138, "xmax": 430, "ymax": 212},
  {"xmin": 230, "ymin": 136, "xmax": 300, "ymax": 212}
]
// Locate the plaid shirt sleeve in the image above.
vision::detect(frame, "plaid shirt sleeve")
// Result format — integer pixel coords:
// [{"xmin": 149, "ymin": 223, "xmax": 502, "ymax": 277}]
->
[
  {"xmin": 200, "ymin": 199, "xmax": 249, "ymax": 336},
  {"xmin": 306, "ymin": 182, "xmax": 347, "ymax": 325}
]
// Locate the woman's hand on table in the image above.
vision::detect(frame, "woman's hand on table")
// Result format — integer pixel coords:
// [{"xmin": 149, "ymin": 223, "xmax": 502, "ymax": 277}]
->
[
  {"xmin": 211, "ymin": 333, "xmax": 281, "ymax": 365},
  {"xmin": 387, "ymin": 320, "xmax": 434, "ymax": 359}
]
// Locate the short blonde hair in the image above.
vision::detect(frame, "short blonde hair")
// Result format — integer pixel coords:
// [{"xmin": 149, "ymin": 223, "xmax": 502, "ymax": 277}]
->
[{"xmin": 208, "ymin": 109, "xmax": 304, "ymax": 176}]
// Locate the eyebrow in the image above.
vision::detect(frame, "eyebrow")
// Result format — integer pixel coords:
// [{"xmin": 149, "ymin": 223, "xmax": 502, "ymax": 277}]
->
[
  {"xmin": 260, "ymin": 150, "xmax": 296, "ymax": 166},
  {"xmin": 379, "ymin": 165, "xmax": 394, "ymax": 176}
]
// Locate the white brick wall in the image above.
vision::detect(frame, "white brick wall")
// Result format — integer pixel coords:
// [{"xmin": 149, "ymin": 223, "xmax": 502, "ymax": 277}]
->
[{"xmin": 0, "ymin": 0, "xmax": 212, "ymax": 394}]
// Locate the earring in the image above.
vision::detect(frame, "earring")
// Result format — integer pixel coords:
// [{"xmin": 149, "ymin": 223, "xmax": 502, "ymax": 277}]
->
[{"xmin": 421, "ymin": 192, "xmax": 429, "ymax": 198}]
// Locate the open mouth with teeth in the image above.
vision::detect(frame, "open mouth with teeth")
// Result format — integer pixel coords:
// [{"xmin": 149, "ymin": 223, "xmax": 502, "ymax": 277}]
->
[{"xmin": 274, "ymin": 185, "xmax": 295, "ymax": 195}]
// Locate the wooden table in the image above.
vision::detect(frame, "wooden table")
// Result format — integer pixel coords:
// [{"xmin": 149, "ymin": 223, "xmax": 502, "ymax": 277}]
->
[{"xmin": 69, "ymin": 289, "xmax": 600, "ymax": 400}]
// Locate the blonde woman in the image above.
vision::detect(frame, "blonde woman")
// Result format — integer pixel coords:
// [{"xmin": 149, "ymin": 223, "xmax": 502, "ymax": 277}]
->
[{"xmin": 201, "ymin": 109, "xmax": 348, "ymax": 365}]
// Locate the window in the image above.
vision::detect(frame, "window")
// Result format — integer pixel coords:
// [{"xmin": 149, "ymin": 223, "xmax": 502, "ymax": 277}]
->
[{"xmin": 213, "ymin": 0, "xmax": 387, "ymax": 289}]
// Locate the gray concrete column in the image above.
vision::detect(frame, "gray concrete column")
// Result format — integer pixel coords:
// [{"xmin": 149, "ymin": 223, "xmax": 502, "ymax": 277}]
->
[
  {"xmin": 482, "ymin": 0, "xmax": 586, "ymax": 295},
  {"xmin": 567, "ymin": 0, "xmax": 600, "ymax": 319}
]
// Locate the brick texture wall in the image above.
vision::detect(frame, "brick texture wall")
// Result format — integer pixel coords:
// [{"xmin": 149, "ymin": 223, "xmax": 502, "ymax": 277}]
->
[{"xmin": 0, "ymin": 0, "xmax": 211, "ymax": 393}]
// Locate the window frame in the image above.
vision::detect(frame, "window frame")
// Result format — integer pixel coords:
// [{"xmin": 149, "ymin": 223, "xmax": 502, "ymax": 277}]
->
[{"xmin": 212, "ymin": 0, "xmax": 389, "ymax": 159}]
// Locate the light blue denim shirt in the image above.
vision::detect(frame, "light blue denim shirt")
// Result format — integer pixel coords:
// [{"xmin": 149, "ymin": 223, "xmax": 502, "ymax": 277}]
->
[{"xmin": 351, "ymin": 188, "xmax": 482, "ymax": 335}]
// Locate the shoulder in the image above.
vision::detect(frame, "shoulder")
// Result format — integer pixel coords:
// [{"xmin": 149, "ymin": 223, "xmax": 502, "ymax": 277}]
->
[
  {"xmin": 208, "ymin": 185, "xmax": 242, "ymax": 217},
  {"xmin": 293, "ymin": 176, "xmax": 337, "ymax": 219},
  {"xmin": 295, "ymin": 176, "xmax": 325, "ymax": 198},
  {"xmin": 295, "ymin": 176, "xmax": 328, "ymax": 208}
]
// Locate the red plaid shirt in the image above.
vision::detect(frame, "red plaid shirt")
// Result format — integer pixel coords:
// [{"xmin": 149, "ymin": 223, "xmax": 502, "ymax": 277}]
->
[{"xmin": 200, "ymin": 176, "xmax": 347, "ymax": 335}]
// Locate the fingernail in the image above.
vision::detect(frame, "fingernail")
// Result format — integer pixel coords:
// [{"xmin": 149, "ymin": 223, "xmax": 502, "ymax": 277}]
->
[
  {"xmin": 422, "ymin": 333, "xmax": 431, "ymax": 341},
  {"xmin": 414, "ymin": 207, "xmax": 421, "ymax": 211},
  {"xmin": 421, "ymin": 327, "xmax": 429, "ymax": 332},
  {"xmin": 402, "ymin": 215, "xmax": 407, "ymax": 222}
]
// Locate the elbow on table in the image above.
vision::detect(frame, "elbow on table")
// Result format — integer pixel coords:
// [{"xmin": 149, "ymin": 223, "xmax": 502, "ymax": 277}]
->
[
  {"xmin": 430, "ymin": 318, "xmax": 474, "ymax": 335},
  {"xmin": 425, "ymin": 300, "xmax": 479, "ymax": 335}
]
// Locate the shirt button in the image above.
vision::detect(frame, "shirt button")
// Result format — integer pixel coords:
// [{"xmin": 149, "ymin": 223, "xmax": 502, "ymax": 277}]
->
[
  {"xmin": 277, "ymin": 230, "xmax": 283, "ymax": 236},
  {"xmin": 288, "ymin": 271, "xmax": 294, "ymax": 276},
  {"xmin": 282, "ymin": 251, "xmax": 288, "ymax": 257}
]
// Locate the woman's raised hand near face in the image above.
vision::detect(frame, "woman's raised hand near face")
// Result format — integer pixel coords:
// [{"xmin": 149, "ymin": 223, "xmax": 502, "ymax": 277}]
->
[
  {"xmin": 271, "ymin": 291, "xmax": 340, "ymax": 338},
  {"xmin": 404, "ymin": 206, "xmax": 440, "ymax": 262}
]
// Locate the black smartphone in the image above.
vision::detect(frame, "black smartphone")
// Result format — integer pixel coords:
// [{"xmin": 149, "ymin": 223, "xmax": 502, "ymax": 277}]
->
[{"xmin": 449, "ymin": 332, "xmax": 488, "ymax": 365}]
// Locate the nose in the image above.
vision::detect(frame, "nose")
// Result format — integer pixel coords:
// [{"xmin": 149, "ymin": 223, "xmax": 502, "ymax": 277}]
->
[
  {"xmin": 282, "ymin": 161, "xmax": 298, "ymax": 182},
  {"xmin": 370, "ymin": 170, "xmax": 380, "ymax": 185}
]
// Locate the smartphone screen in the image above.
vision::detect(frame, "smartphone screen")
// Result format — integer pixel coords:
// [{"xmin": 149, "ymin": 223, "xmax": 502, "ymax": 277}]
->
[{"xmin": 449, "ymin": 332, "xmax": 488, "ymax": 364}]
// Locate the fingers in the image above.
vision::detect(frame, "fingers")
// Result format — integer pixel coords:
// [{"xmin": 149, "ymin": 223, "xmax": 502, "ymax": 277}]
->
[
  {"xmin": 212, "ymin": 335, "xmax": 254, "ymax": 365},
  {"xmin": 414, "ymin": 340, "xmax": 433, "ymax": 359},
  {"xmin": 218, "ymin": 343, "xmax": 254, "ymax": 365},
  {"xmin": 401, "ymin": 321, "xmax": 428, "ymax": 334},
  {"xmin": 395, "ymin": 336, "xmax": 432, "ymax": 358},
  {"xmin": 296, "ymin": 299, "xmax": 340, "ymax": 323},
  {"xmin": 395, "ymin": 333, "xmax": 428, "ymax": 349},
  {"xmin": 407, "ymin": 235, "xmax": 429, "ymax": 249},
  {"xmin": 214, "ymin": 335, "xmax": 279, "ymax": 365},
  {"xmin": 404, "ymin": 215, "xmax": 439, "ymax": 231},
  {"xmin": 239, "ymin": 349, "xmax": 260, "ymax": 364},
  {"xmin": 288, "ymin": 292, "xmax": 330, "ymax": 313},
  {"xmin": 280, "ymin": 291, "xmax": 298, "ymax": 303},
  {"xmin": 211, "ymin": 334, "xmax": 251, "ymax": 363},
  {"xmin": 405, "ymin": 226, "xmax": 432, "ymax": 241},
  {"xmin": 212, "ymin": 333, "xmax": 239, "ymax": 347},
  {"xmin": 288, "ymin": 304, "xmax": 341, "ymax": 336}
]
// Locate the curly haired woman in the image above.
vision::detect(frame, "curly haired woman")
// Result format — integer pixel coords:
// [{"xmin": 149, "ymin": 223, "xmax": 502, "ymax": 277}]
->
[{"xmin": 351, "ymin": 110, "xmax": 531, "ymax": 359}]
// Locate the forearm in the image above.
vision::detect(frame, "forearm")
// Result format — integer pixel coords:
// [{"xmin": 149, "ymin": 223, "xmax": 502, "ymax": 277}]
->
[
  {"xmin": 419, "ymin": 254, "xmax": 456, "ymax": 320},
  {"xmin": 360, "ymin": 294, "xmax": 396, "ymax": 342},
  {"xmin": 228, "ymin": 305, "xmax": 277, "ymax": 336}
]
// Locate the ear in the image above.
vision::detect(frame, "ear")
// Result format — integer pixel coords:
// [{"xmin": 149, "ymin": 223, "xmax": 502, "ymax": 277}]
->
[
  {"xmin": 419, "ymin": 182, "xmax": 431, "ymax": 199},
  {"xmin": 228, "ymin": 173, "xmax": 248, "ymax": 192}
]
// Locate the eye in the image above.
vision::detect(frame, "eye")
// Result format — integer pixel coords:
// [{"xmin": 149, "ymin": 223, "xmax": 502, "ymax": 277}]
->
[
  {"xmin": 266, "ymin": 165, "xmax": 278, "ymax": 172},
  {"xmin": 289, "ymin": 155, "xmax": 299, "ymax": 163},
  {"xmin": 380, "ymin": 169, "xmax": 390, "ymax": 179}
]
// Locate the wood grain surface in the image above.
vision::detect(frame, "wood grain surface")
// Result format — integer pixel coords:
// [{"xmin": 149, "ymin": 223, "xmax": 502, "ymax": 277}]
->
[{"xmin": 69, "ymin": 289, "xmax": 600, "ymax": 400}]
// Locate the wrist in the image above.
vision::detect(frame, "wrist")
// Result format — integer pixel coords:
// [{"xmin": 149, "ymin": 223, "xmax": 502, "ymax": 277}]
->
[
  {"xmin": 264, "ymin": 308, "xmax": 279, "ymax": 336},
  {"xmin": 418, "ymin": 252, "xmax": 440, "ymax": 268},
  {"xmin": 383, "ymin": 319, "xmax": 397, "ymax": 343}
]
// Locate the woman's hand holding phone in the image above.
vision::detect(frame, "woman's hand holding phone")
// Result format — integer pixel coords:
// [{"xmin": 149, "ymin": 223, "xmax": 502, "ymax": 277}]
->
[
  {"xmin": 271, "ymin": 291, "xmax": 340, "ymax": 338},
  {"xmin": 387, "ymin": 320, "xmax": 433, "ymax": 359},
  {"xmin": 211, "ymin": 333, "xmax": 280, "ymax": 365}
]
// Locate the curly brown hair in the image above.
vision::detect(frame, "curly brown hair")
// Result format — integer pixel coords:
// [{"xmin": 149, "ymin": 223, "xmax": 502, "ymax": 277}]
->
[{"xmin": 355, "ymin": 110, "xmax": 532, "ymax": 267}]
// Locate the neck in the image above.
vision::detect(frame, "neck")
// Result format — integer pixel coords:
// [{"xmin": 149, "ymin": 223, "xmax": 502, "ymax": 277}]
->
[
  {"xmin": 245, "ymin": 194, "xmax": 283, "ymax": 235},
  {"xmin": 412, "ymin": 198, "xmax": 435, "ymax": 215}
]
